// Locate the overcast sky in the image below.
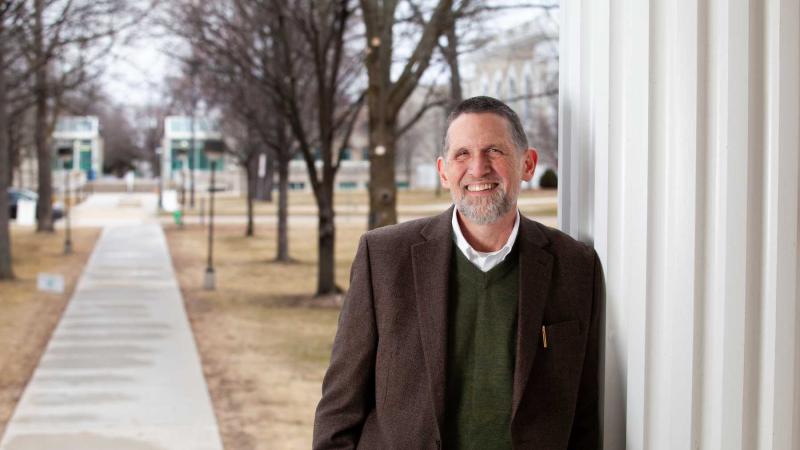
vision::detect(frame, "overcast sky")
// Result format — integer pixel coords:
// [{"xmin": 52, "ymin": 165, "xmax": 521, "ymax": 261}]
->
[{"xmin": 101, "ymin": 1, "xmax": 558, "ymax": 108}]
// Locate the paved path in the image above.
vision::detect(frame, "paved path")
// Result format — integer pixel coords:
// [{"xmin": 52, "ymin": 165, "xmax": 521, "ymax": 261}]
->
[
  {"xmin": 69, "ymin": 193, "xmax": 159, "ymax": 227},
  {"xmin": 0, "ymin": 198, "xmax": 223, "ymax": 450}
]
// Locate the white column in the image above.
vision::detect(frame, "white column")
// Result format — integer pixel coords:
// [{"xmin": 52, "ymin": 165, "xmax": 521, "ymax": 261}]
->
[{"xmin": 560, "ymin": 0, "xmax": 800, "ymax": 449}]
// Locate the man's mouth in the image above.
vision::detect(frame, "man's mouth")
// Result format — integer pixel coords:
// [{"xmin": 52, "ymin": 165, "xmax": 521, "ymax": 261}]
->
[{"xmin": 465, "ymin": 183, "xmax": 499, "ymax": 192}]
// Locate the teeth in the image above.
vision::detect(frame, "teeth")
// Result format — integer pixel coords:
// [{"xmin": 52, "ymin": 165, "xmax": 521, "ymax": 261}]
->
[{"xmin": 466, "ymin": 183, "xmax": 495, "ymax": 192}]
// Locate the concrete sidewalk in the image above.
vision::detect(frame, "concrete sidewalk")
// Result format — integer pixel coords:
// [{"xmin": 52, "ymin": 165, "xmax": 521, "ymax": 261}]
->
[
  {"xmin": 68, "ymin": 193, "xmax": 159, "ymax": 227},
  {"xmin": 0, "ymin": 223, "xmax": 223, "ymax": 450}
]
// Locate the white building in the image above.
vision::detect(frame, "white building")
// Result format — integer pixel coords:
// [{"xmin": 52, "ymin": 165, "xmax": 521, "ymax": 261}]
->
[
  {"xmin": 52, "ymin": 116, "xmax": 104, "ymax": 180},
  {"xmin": 160, "ymin": 116, "xmax": 239, "ymax": 191}
]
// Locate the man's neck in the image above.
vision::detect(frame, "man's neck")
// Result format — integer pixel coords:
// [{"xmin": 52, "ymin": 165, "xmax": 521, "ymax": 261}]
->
[{"xmin": 456, "ymin": 209, "xmax": 518, "ymax": 253}]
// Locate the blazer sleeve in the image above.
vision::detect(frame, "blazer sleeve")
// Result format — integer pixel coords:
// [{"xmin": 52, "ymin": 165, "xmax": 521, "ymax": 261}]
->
[
  {"xmin": 567, "ymin": 249, "xmax": 604, "ymax": 450},
  {"xmin": 313, "ymin": 235, "xmax": 378, "ymax": 450}
]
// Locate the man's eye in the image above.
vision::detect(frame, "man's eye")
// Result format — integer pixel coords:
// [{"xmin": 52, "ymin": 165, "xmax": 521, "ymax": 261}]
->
[{"xmin": 454, "ymin": 151, "xmax": 469, "ymax": 160}]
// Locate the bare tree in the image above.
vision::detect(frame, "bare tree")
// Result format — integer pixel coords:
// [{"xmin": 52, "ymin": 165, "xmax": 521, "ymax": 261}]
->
[
  {"xmin": 101, "ymin": 104, "xmax": 143, "ymax": 176},
  {"xmin": 20, "ymin": 0, "xmax": 151, "ymax": 231},
  {"xmin": 0, "ymin": 0, "xmax": 23, "ymax": 280},
  {"xmin": 174, "ymin": 0, "xmax": 364, "ymax": 294},
  {"xmin": 212, "ymin": 89, "xmax": 287, "ymax": 242},
  {"xmin": 131, "ymin": 101, "xmax": 169, "ymax": 177},
  {"xmin": 269, "ymin": 0, "xmax": 365, "ymax": 295},
  {"xmin": 360, "ymin": 0, "xmax": 453, "ymax": 229},
  {"xmin": 170, "ymin": 0, "xmax": 297, "ymax": 260}
]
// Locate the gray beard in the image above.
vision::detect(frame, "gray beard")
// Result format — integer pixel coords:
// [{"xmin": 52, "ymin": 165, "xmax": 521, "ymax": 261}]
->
[{"xmin": 453, "ymin": 185, "xmax": 514, "ymax": 225}]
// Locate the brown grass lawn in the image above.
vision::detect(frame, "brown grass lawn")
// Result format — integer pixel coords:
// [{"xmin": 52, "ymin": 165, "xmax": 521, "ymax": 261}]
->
[
  {"xmin": 173, "ymin": 188, "xmax": 557, "ymax": 217},
  {"xmin": 164, "ymin": 222, "xmax": 365, "ymax": 450},
  {"xmin": 0, "ymin": 226, "xmax": 101, "ymax": 439}
]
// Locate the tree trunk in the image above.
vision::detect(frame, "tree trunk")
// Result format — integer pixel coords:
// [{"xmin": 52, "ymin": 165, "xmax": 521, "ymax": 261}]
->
[
  {"xmin": 256, "ymin": 151, "xmax": 273, "ymax": 202},
  {"xmin": 245, "ymin": 156, "xmax": 255, "ymax": 237},
  {"xmin": 444, "ymin": 16, "xmax": 463, "ymax": 112},
  {"xmin": 4, "ymin": 145, "xmax": 13, "ymax": 188},
  {"xmin": 361, "ymin": 0, "xmax": 453, "ymax": 229},
  {"xmin": 5, "ymin": 124, "xmax": 16, "ymax": 187},
  {"xmin": 263, "ymin": 151, "xmax": 274, "ymax": 201},
  {"xmin": 367, "ymin": 118, "xmax": 398, "ymax": 229},
  {"xmin": 275, "ymin": 154, "xmax": 290, "ymax": 262},
  {"xmin": 0, "ymin": 21, "xmax": 15, "ymax": 280},
  {"xmin": 316, "ymin": 186, "xmax": 338, "ymax": 296},
  {"xmin": 34, "ymin": 0, "xmax": 53, "ymax": 232}
]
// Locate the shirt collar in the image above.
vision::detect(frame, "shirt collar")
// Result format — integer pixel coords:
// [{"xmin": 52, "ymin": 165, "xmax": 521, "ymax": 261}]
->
[{"xmin": 451, "ymin": 208, "xmax": 520, "ymax": 272}]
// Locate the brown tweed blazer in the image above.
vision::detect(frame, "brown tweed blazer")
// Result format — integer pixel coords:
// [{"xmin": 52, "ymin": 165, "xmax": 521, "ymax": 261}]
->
[{"xmin": 313, "ymin": 207, "xmax": 603, "ymax": 450}]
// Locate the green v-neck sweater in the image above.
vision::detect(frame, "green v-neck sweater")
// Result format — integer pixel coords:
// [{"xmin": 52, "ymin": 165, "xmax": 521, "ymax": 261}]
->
[{"xmin": 443, "ymin": 244, "xmax": 519, "ymax": 450}]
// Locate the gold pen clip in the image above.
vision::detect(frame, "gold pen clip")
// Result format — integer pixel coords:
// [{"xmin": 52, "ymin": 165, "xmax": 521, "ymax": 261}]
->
[{"xmin": 542, "ymin": 325, "xmax": 548, "ymax": 349}]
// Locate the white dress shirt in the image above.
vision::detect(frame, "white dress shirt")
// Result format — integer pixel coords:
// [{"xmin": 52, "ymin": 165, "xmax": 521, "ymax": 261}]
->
[{"xmin": 451, "ymin": 208, "xmax": 520, "ymax": 272}]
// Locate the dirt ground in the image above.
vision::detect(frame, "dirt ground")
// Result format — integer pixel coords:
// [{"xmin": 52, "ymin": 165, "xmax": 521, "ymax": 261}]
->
[
  {"xmin": 0, "ymin": 226, "xmax": 101, "ymax": 439},
  {"xmin": 164, "ymin": 222, "xmax": 364, "ymax": 450}
]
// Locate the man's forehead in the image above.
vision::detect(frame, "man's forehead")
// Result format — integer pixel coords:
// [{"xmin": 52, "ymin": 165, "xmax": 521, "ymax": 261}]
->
[{"xmin": 446, "ymin": 113, "xmax": 515, "ymax": 148}]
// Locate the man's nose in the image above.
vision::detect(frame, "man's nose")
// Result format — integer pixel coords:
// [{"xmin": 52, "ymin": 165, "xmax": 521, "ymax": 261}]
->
[{"xmin": 467, "ymin": 152, "xmax": 491, "ymax": 177}]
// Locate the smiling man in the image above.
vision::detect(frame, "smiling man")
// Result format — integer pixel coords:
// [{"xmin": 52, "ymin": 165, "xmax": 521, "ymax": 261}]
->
[{"xmin": 314, "ymin": 96, "xmax": 603, "ymax": 450}]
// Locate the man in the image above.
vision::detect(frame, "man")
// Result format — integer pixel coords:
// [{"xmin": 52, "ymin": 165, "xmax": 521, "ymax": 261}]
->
[{"xmin": 314, "ymin": 96, "xmax": 602, "ymax": 449}]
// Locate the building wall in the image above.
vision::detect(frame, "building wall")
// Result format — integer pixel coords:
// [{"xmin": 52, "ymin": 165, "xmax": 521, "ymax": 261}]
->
[
  {"xmin": 14, "ymin": 116, "xmax": 103, "ymax": 190},
  {"xmin": 560, "ymin": 1, "xmax": 799, "ymax": 449},
  {"xmin": 161, "ymin": 116, "xmax": 239, "ymax": 192},
  {"xmin": 52, "ymin": 116, "xmax": 103, "ymax": 182}
]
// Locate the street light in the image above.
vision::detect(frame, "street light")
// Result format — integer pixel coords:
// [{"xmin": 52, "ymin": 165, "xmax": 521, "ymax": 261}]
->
[
  {"xmin": 177, "ymin": 141, "xmax": 190, "ymax": 228},
  {"xmin": 155, "ymin": 146, "xmax": 163, "ymax": 212},
  {"xmin": 57, "ymin": 145, "xmax": 73, "ymax": 255},
  {"xmin": 189, "ymin": 58, "xmax": 199, "ymax": 209},
  {"xmin": 203, "ymin": 139, "xmax": 225, "ymax": 290}
]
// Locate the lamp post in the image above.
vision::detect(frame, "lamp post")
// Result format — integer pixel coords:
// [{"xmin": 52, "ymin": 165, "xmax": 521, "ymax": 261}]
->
[
  {"xmin": 203, "ymin": 139, "xmax": 225, "ymax": 290},
  {"xmin": 57, "ymin": 145, "xmax": 73, "ymax": 254},
  {"xmin": 189, "ymin": 58, "xmax": 199, "ymax": 209},
  {"xmin": 177, "ymin": 141, "xmax": 189, "ymax": 228},
  {"xmin": 155, "ymin": 146, "xmax": 163, "ymax": 212}
]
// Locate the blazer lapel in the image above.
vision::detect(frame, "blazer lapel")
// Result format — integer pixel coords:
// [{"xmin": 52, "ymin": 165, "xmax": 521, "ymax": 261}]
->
[
  {"xmin": 511, "ymin": 216, "xmax": 553, "ymax": 421},
  {"xmin": 411, "ymin": 207, "xmax": 453, "ymax": 436}
]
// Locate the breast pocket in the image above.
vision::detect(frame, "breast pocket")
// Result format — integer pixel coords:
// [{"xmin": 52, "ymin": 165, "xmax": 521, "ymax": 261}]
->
[
  {"xmin": 541, "ymin": 319, "xmax": 584, "ymax": 372},
  {"xmin": 543, "ymin": 319, "xmax": 582, "ymax": 346}
]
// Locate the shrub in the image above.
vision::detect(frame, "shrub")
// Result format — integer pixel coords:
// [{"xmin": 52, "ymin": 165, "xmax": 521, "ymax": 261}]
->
[{"xmin": 539, "ymin": 168, "xmax": 558, "ymax": 189}]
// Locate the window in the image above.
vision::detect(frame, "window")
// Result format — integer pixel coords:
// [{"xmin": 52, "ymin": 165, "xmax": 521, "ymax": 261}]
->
[
  {"xmin": 80, "ymin": 151, "xmax": 92, "ymax": 171},
  {"xmin": 55, "ymin": 117, "xmax": 95, "ymax": 133}
]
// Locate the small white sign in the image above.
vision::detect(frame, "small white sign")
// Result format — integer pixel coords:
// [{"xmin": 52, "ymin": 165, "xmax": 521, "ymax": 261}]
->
[
  {"xmin": 162, "ymin": 190, "xmax": 178, "ymax": 212},
  {"xmin": 16, "ymin": 200, "xmax": 36, "ymax": 226},
  {"xmin": 37, "ymin": 273, "xmax": 65, "ymax": 294},
  {"xmin": 258, "ymin": 154, "xmax": 267, "ymax": 177}
]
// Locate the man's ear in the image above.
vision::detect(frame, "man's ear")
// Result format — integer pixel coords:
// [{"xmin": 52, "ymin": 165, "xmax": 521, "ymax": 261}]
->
[
  {"xmin": 521, "ymin": 148, "xmax": 538, "ymax": 182},
  {"xmin": 437, "ymin": 156, "xmax": 450, "ymax": 189}
]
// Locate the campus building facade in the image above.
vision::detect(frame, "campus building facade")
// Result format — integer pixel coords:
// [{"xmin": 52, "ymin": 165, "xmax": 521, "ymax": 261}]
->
[
  {"xmin": 160, "ymin": 116, "xmax": 240, "ymax": 192},
  {"xmin": 52, "ymin": 116, "xmax": 104, "ymax": 178}
]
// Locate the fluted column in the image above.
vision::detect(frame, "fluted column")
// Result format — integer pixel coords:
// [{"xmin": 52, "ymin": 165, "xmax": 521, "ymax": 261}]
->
[{"xmin": 559, "ymin": 0, "xmax": 800, "ymax": 449}]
